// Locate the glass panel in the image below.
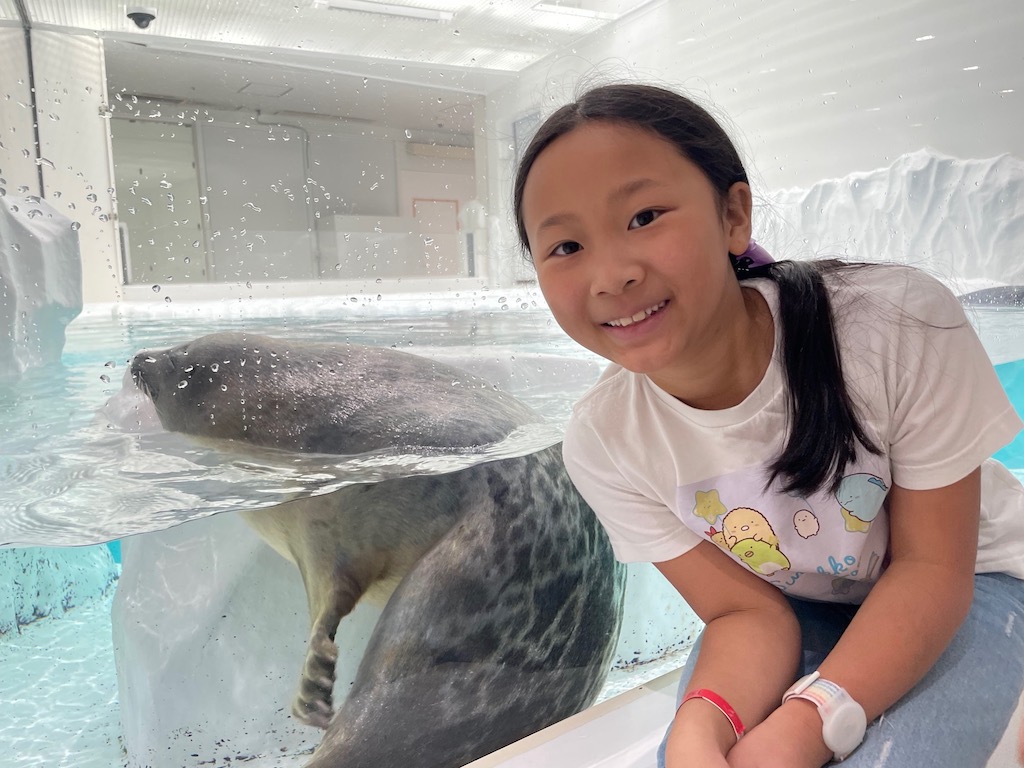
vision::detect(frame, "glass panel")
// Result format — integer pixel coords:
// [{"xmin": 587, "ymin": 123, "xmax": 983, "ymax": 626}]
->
[{"xmin": 1, "ymin": 1, "xmax": 1022, "ymax": 767}]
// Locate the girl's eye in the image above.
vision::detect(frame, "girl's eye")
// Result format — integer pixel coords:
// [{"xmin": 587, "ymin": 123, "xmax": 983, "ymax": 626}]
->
[
  {"xmin": 551, "ymin": 241, "xmax": 582, "ymax": 257},
  {"xmin": 628, "ymin": 209, "xmax": 661, "ymax": 229}
]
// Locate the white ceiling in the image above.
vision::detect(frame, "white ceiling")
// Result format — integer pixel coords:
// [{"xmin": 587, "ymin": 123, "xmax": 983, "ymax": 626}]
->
[
  {"xmin": 3, "ymin": 0, "xmax": 655, "ymax": 136},
  {"xmin": 102, "ymin": 40, "xmax": 487, "ymax": 137}
]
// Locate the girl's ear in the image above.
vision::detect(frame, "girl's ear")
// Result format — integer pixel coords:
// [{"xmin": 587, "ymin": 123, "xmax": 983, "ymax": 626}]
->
[{"xmin": 724, "ymin": 182, "xmax": 753, "ymax": 255}]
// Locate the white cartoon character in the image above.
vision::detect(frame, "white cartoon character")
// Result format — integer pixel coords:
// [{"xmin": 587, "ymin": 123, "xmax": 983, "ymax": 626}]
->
[{"xmin": 793, "ymin": 509, "xmax": 820, "ymax": 538}]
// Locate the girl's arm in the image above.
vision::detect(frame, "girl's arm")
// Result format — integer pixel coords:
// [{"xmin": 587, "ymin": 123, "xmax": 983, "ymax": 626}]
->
[
  {"xmin": 729, "ymin": 468, "xmax": 981, "ymax": 768},
  {"xmin": 655, "ymin": 540, "xmax": 802, "ymax": 767}
]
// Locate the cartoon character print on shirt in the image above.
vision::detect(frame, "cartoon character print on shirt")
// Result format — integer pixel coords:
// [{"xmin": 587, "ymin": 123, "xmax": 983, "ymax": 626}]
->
[
  {"xmin": 836, "ymin": 473, "xmax": 889, "ymax": 533},
  {"xmin": 681, "ymin": 459, "xmax": 891, "ymax": 603},
  {"xmin": 693, "ymin": 489, "xmax": 727, "ymax": 523},
  {"xmin": 700, "ymin": 502, "xmax": 792, "ymax": 576},
  {"xmin": 793, "ymin": 509, "xmax": 820, "ymax": 538}
]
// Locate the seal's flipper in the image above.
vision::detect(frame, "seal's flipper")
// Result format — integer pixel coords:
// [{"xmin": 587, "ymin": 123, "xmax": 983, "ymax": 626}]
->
[{"xmin": 292, "ymin": 584, "xmax": 349, "ymax": 729}]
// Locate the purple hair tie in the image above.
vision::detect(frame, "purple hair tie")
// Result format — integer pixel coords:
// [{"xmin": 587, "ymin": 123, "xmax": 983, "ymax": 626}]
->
[{"xmin": 730, "ymin": 240, "xmax": 774, "ymax": 273}]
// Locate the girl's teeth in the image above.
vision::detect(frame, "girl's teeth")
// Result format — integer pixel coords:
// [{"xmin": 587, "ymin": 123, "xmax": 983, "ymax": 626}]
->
[{"xmin": 607, "ymin": 302, "xmax": 665, "ymax": 327}]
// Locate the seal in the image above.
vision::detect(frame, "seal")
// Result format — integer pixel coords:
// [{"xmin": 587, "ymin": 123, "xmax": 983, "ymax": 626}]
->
[
  {"xmin": 958, "ymin": 285, "xmax": 1024, "ymax": 308},
  {"xmin": 131, "ymin": 332, "xmax": 626, "ymax": 768}
]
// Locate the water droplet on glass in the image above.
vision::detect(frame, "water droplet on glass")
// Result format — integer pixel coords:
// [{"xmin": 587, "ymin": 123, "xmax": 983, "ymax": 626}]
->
[
  {"xmin": 100, "ymin": 374, "xmax": 111, "ymax": 383},
  {"xmin": 86, "ymin": 193, "xmax": 97, "ymax": 203},
  {"xmin": 405, "ymin": 129, "xmax": 413, "ymax": 139},
  {"xmin": 177, "ymin": 380, "xmax": 188, "ymax": 389},
  {"xmin": 152, "ymin": 284, "xmax": 161, "ymax": 293},
  {"xmin": 165, "ymin": 296, "xmax": 172, "ymax": 303}
]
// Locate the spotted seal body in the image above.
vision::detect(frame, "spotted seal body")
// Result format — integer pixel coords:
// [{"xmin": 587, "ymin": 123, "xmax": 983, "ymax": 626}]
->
[
  {"xmin": 131, "ymin": 332, "xmax": 625, "ymax": 768},
  {"xmin": 958, "ymin": 285, "xmax": 1024, "ymax": 307}
]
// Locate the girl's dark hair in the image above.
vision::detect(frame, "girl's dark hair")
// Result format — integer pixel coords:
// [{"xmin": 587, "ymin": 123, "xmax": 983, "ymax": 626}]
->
[{"xmin": 513, "ymin": 83, "xmax": 881, "ymax": 496}]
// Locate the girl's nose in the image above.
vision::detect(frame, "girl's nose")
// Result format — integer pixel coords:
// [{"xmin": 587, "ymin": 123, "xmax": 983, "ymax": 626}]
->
[{"xmin": 590, "ymin": 254, "xmax": 644, "ymax": 297}]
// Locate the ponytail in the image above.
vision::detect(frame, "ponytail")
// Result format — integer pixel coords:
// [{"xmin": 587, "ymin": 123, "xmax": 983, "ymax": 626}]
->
[{"xmin": 734, "ymin": 259, "xmax": 882, "ymax": 496}]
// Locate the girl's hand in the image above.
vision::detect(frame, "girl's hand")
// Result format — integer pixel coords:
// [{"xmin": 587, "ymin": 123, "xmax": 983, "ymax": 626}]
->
[
  {"xmin": 663, "ymin": 702, "xmax": 736, "ymax": 768},
  {"xmin": 665, "ymin": 745, "xmax": 732, "ymax": 768},
  {"xmin": 726, "ymin": 701, "xmax": 832, "ymax": 768}
]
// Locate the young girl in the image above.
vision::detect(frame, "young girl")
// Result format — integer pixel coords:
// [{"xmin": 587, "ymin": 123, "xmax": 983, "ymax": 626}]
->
[{"xmin": 514, "ymin": 83, "xmax": 1024, "ymax": 768}]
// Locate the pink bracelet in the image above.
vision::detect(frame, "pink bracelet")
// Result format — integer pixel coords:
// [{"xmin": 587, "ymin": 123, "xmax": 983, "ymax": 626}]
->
[{"xmin": 680, "ymin": 688, "xmax": 746, "ymax": 741}]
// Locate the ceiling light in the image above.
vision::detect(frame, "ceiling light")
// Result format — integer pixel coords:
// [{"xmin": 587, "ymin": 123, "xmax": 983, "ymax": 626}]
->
[
  {"xmin": 533, "ymin": 2, "xmax": 613, "ymax": 20},
  {"xmin": 312, "ymin": 0, "xmax": 454, "ymax": 22},
  {"xmin": 532, "ymin": 0, "xmax": 654, "ymax": 21}
]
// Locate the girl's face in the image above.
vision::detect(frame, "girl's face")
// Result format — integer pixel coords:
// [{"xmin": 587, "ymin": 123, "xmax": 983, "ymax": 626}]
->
[{"xmin": 520, "ymin": 121, "xmax": 753, "ymax": 394}]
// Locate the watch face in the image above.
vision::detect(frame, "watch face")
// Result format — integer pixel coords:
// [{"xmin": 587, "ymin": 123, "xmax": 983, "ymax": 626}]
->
[{"xmin": 823, "ymin": 700, "xmax": 868, "ymax": 757}]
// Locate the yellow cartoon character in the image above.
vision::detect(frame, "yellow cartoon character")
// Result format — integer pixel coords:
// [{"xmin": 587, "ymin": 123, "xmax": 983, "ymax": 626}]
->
[
  {"xmin": 706, "ymin": 526, "xmax": 730, "ymax": 551},
  {"xmin": 722, "ymin": 507, "xmax": 779, "ymax": 548},
  {"xmin": 717, "ymin": 507, "xmax": 792, "ymax": 575},
  {"xmin": 693, "ymin": 489, "xmax": 727, "ymax": 524},
  {"xmin": 731, "ymin": 539, "xmax": 792, "ymax": 575}
]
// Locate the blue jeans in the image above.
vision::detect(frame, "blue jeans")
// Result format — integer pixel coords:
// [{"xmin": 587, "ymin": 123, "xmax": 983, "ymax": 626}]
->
[{"xmin": 657, "ymin": 572, "xmax": 1024, "ymax": 767}]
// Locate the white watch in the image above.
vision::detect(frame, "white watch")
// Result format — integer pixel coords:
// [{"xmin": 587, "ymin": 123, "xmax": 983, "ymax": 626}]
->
[{"xmin": 783, "ymin": 671, "xmax": 867, "ymax": 761}]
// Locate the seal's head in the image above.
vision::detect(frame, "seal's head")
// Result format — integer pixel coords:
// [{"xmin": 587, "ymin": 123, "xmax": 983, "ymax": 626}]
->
[
  {"xmin": 131, "ymin": 332, "xmax": 540, "ymax": 454},
  {"xmin": 131, "ymin": 333, "xmax": 292, "ymax": 448}
]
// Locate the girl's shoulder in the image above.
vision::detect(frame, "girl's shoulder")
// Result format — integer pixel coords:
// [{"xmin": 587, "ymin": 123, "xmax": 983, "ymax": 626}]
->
[
  {"xmin": 570, "ymin": 363, "xmax": 668, "ymax": 428},
  {"xmin": 573, "ymin": 363, "xmax": 633, "ymax": 413},
  {"xmin": 823, "ymin": 262, "xmax": 965, "ymax": 326}
]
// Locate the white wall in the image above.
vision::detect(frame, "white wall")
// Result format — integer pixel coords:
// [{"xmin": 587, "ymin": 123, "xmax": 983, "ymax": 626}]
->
[
  {"xmin": 32, "ymin": 31, "xmax": 120, "ymax": 303},
  {"xmin": 110, "ymin": 106, "xmax": 484, "ymax": 287},
  {"xmin": 0, "ymin": 28, "xmax": 121, "ymax": 304},
  {"xmin": 111, "ymin": 119, "xmax": 207, "ymax": 285},
  {"xmin": 483, "ymin": 0, "xmax": 1024, "ymax": 281},
  {"xmin": 0, "ymin": 28, "xmax": 39, "ymax": 199},
  {"xmin": 397, "ymin": 150, "xmax": 477, "ymax": 276}
]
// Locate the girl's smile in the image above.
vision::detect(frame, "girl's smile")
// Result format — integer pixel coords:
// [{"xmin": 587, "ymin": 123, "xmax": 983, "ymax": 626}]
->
[
  {"xmin": 520, "ymin": 121, "xmax": 770, "ymax": 409},
  {"xmin": 604, "ymin": 300, "xmax": 668, "ymax": 328}
]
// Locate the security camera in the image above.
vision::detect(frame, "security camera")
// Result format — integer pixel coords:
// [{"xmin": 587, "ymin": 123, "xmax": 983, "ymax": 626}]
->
[{"xmin": 126, "ymin": 6, "xmax": 157, "ymax": 29}]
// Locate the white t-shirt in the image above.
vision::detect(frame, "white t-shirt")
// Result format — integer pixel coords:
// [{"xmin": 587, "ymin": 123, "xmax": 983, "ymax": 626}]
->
[{"xmin": 563, "ymin": 265, "xmax": 1024, "ymax": 603}]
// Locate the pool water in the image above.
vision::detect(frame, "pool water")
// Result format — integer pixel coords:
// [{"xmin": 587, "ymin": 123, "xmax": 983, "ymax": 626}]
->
[
  {"xmin": 1, "ymin": 298, "xmax": 1022, "ymax": 768},
  {"xmin": 996, "ymin": 358, "xmax": 1024, "ymax": 468},
  {"xmin": 1, "ymin": 293, "xmax": 599, "ymax": 548}
]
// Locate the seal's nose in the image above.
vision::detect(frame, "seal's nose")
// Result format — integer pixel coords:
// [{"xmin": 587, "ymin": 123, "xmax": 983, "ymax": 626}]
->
[{"xmin": 131, "ymin": 349, "xmax": 164, "ymax": 399}]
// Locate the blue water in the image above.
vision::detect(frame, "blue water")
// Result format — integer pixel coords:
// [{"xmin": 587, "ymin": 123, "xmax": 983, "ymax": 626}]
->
[{"xmin": 995, "ymin": 358, "xmax": 1024, "ymax": 468}]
